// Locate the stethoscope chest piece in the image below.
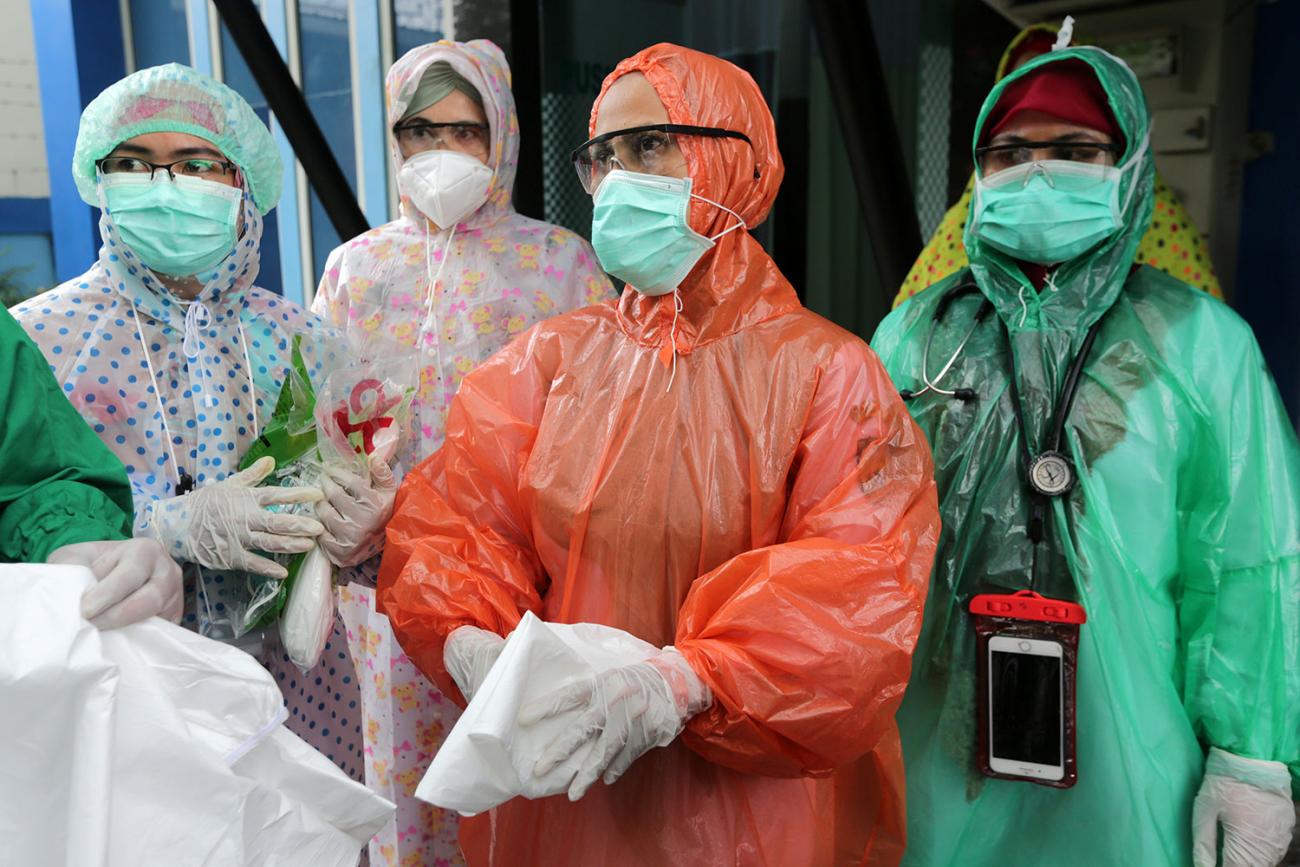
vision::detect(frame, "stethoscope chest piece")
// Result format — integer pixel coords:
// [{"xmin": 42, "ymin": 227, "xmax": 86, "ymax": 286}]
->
[{"xmin": 1027, "ymin": 450, "xmax": 1075, "ymax": 497}]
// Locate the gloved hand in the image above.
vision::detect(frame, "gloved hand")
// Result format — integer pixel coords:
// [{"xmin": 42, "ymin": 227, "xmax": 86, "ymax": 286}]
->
[
  {"xmin": 49, "ymin": 538, "xmax": 183, "ymax": 630},
  {"xmin": 316, "ymin": 452, "xmax": 398, "ymax": 568},
  {"xmin": 149, "ymin": 456, "xmax": 324, "ymax": 579},
  {"xmin": 1192, "ymin": 747, "xmax": 1295, "ymax": 867},
  {"xmin": 519, "ymin": 646, "xmax": 712, "ymax": 801},
  {"xmin": 444, "ymin": 625, "xmax": 507, "ymax": 703}
]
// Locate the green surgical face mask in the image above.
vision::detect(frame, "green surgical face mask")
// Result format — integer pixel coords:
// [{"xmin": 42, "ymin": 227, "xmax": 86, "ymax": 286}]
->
[
  {"xmin": 970, "ymin": 135, "xmax": 1147, "ymax": 265},
  {"xmin": 591, "ymin": 170, "xmax": 745, "ymax": 295},
  {"xmin": 101, "ymin": 173, "xmax": 243, "ymax": 276}
]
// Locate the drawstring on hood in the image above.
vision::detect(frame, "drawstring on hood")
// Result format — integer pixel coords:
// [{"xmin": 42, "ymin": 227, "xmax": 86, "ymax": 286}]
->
[{"xmin": 1052, "ymin": 16, "xmax": 1076, "ymax": 51}]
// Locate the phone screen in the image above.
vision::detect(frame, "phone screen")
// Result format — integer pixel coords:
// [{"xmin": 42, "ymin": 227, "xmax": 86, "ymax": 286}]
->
[{"xmin": 990, "ymin": 648, "xmax": 1062, "ymax": 766}]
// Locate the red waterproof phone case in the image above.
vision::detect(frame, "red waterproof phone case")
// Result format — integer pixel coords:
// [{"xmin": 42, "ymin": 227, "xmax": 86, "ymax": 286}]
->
[{"xmin": 970, "ymin": 590, "xmax": 1086, "ymax": 789}]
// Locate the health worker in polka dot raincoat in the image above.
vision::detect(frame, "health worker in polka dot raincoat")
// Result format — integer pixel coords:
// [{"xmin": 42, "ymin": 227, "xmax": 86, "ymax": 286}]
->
[
  {"xmin": 12, "ymin": 64, "xmax": 381, "ymax": 785},
  {"xmin": 311, "ymin": 39, "xmax": 613, "ymax": 866}
]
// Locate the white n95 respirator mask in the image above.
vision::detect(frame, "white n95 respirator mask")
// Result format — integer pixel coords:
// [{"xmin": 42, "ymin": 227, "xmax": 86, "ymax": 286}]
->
[{"xmin": 397, "ymin": 150, "xmax": 493, "ymax": 229}]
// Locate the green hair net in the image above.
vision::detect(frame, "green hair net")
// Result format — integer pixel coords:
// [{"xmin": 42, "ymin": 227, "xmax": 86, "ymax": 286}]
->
[
  {"xmin": 72, "ymin": 63, "xmax": 282, "ymax": 214},
  {"xmin": 400, "ymin": 61, "xmax": 483, "ymax": 121}
]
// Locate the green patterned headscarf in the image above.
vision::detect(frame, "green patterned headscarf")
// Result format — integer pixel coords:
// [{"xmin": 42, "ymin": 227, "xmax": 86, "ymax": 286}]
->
[{"xmin": 400, "ymin": 61, "xmax": 483, "ymax": 120}]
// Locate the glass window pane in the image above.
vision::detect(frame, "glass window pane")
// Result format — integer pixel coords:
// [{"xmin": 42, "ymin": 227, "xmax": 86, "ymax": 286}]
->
[
  {"xmin": 219, "ymin": 23, "xmax": 284, "ymax": 297},
  {"xmin": 128, "ymin": 0, "xmax": 189, "ymax": 69},
  {"xmin": 299, "ymin": 0, "xmax": 356, "ymax": 287},
  {"xmin": 393, "ymin": 0, "xmax": 447, "ymax": 59},
  {"xmin": 0, "ymin": 235, "xmax": 57, "ymax": 303}
]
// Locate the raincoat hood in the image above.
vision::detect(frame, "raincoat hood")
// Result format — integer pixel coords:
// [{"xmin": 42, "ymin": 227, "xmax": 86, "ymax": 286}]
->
[
  {"xmin": 386, "ymin": 40, "xmax": 518, "ymax": 230},
  {"xmin": 93, "ymin": 185, "xmax": 265, "ymax": 334},
  {"xmin": 965, "ymin": 46, "xmax": 1153, "ymax": 333},
  {"xmin": 592, "ymin": 43, "xmax": 794, "ymax": 354}
]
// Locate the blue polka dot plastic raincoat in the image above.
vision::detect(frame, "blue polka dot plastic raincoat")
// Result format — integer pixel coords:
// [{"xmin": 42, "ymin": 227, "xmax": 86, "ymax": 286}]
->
[
  {"xmin": 12, "ymin": 63, "xmax": 339, "ymax": 639},
  {"xmin": 12, "ymin": 63, "xmax": 368, "ymax": 784}
]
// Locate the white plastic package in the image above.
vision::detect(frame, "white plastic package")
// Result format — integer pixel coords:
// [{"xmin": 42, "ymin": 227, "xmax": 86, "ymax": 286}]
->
[
  {"xmin": 279, "ymin": 541, "xmax": 335, "ymax": 672},
  {"xmin": 279, "ymin": 420, "xmax": 403, "ymax": 674},
  {"xmin": 0, "ymin": 565, "xmax": 394, "ymax": 867},
  {"xmin": 415, "ymin": 611, "xmax": 659, "ymax": 816}
]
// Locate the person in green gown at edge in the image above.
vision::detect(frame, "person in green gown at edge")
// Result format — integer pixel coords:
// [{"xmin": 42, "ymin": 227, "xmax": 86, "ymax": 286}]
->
[
  {"xmin": 870, "ymin": 38, "xmax": 1299, "ymax": 867},
  {"xmin": 0, "ymin": 303, "xmax": 180, "ymax": 629}
]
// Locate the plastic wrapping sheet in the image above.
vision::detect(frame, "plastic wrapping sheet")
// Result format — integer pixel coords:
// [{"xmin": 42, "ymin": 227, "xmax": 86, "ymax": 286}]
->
[{"xmin": 0, "ymin": 565, "xmax": 393, "ymax": 866}]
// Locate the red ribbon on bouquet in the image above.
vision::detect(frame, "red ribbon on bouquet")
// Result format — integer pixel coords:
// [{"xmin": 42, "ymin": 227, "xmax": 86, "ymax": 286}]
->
[{"xmin": 332, "ymin": 378, "xmax": 402, "ymax": 454}]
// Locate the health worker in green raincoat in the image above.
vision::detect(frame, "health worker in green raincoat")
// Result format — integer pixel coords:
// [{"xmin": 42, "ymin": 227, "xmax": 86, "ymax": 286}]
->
[{"xmin": 872, "ymin": 45, "xmax": 1300, "ymax": 867}]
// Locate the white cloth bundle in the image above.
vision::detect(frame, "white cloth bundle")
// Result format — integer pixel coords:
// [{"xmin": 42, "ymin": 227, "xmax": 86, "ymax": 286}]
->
[
  {"xmin": 416, "ymin": 611, "xmax": 659, "ymax": 815},
  {"xmin": 0, "ymin": 565, "xmax": 394, "ymax": 866}
]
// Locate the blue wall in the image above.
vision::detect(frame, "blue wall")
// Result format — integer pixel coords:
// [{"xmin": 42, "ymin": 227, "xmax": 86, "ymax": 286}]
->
[
  {"xmin": 29, "ymin": 0, "xmax": 127, "ymax": 284},
  {"xmin": 299, "ymin": 7, "xmax": 357, "ymax": 287},
  {"xmin": 1235, "ymin": 0, "xmax": 1300, "ymax": 426},
  {"xmin": 130, "ymin": 0, "xmax": 189, "ymax": 68}
]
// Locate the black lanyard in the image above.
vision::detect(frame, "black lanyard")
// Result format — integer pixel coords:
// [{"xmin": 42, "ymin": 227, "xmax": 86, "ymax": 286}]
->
[{"xmin": 1002, "ymin": 312, "xmax": 1107, "ymax": 585}]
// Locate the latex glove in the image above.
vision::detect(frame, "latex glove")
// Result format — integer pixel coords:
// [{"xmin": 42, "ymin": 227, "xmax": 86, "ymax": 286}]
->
[
  {"xmin": 316, "ymin": 453, "xmax": 398, "ymax": 568},
  {"xmin": 49, "ymin": 538, "xmax": 183, "ymax": 629},
  {"xmin": 1192, "ymin": 747, "xmax": 1295, "ymax": 867},
  {"xmin": 444, "ymin": 625, "xmax": 506, "ymax": 704},
  {"xmin": 149, "ymin": 456, "xmax": 324, "ymax": 579},
  {"xmin": 519, "ymin": 646, "xmax": 712, "ymax": 800}
]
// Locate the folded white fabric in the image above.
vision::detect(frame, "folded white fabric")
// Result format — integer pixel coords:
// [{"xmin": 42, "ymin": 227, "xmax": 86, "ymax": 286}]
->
[
  {"xmin": 416, "ymin": 611, "xmax": 660, "ymax": 815},
  {"xmin": 0, "ymin": 565, "xmax": 393, "ymax": 867}
]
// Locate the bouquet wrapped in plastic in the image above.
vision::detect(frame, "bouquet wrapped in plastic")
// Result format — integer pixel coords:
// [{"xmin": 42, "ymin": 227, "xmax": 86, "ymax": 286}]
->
[{"xmin": 234, "ymin": 333, "xmax": 415, "ymax": 671}]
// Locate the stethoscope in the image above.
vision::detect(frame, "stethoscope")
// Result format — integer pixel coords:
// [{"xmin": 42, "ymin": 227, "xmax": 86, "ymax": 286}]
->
[
  {"xmin": 899, "ymin": 281, "xmax": 994, "ymax": 403},
  {"xmin": 897, "ymin": 277, "xmax": 1110, "ymax": 506}
]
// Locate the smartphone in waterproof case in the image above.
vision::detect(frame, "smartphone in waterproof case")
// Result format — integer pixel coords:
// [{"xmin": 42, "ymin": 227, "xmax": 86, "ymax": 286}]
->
[
  {"xmin": 986, "ymin": 635, "xmax": 1065, "ymax": 782},
  {"xmin": 971, "ymin": 590, "xmax": 1084, "ymax": 788}
]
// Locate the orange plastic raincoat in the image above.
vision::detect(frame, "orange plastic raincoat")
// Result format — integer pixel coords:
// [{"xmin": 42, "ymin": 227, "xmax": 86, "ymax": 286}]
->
[{"xmin": 378, "ymin": 43, "xmax": 940, "ymax": 867}]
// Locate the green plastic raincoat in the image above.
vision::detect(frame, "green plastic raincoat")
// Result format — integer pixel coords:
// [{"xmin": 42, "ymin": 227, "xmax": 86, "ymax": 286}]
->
[
  {"xmin": 0, "ymin": 306, "xmax": 133, "ymax": 560},
  {"xmin": 871, "ymin": 47, "xmax": 1300, "ymax": 866}
]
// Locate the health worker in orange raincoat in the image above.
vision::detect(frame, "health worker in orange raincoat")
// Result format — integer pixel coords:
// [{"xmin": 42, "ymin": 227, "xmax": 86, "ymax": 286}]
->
[{"xmin": 378, "ymin": 43, "xmax": 941, "ymax": 867}]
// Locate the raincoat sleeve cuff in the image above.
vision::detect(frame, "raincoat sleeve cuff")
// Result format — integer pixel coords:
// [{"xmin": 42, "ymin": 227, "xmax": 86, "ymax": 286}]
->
[
  {"xmin": 0, "ymin": 482, "xmax": 132, "ymax": 563},
  {"xmin": 1206, "ymin": 747, "xmax": 1292, "ymax": 798}
]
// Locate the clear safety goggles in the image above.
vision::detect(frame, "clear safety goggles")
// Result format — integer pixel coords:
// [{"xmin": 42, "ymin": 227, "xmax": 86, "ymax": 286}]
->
[
  {"xmin": 392, "ymin": 119, "xmax": 490, "ymax": 157},
  {"xmin": 976, "ymin": 157, "xmax": 1117, "ymax": 191},
  {"xmin": 570, "ymin": 123, "xmax": 757, "ymax": 194},
  {"xmin": 975, "ymin": 139, "xmax": 1119, "ymax": 179}
]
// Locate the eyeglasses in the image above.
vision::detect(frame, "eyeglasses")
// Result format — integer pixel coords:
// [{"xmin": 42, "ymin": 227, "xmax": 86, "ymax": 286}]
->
[
  {"xmin": 570, "ymin": 124, "xmax": 759, "ymax": 194},
  {"xmin": 95, "ymin": 156, "xmax": 237, "ymax": 182},
  {"xmin": 975, "ymin": 140, "xmax": 1120, "ymax": 176},
  {"xmin": 392, "ymin": 120, "xmax": 490, "ymax": 155}
]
